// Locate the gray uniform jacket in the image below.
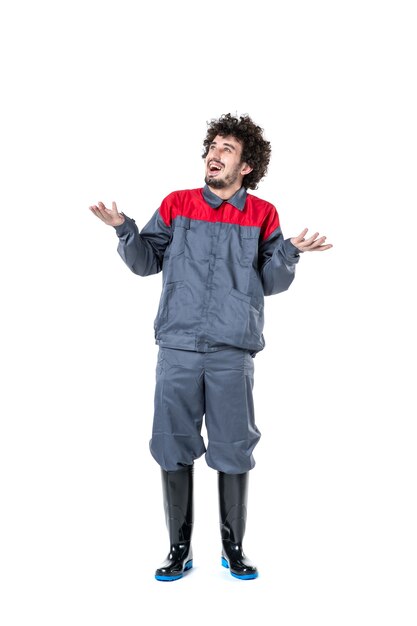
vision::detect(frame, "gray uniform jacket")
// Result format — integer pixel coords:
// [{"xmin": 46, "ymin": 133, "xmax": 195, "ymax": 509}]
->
[{"xmin": 113, "ymin": 185, "xmax": 301, "ymax": 355}]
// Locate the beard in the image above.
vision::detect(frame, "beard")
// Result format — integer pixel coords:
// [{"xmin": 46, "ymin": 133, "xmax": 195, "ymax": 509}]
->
[{"xmin": 205, "ymin": 163, "xmax": 242, "ymax": 189}]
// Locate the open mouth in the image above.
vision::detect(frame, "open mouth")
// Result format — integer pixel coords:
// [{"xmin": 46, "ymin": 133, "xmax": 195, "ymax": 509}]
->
[{"xmin": 208, "ymin": 161, "xmax": 224, "ymax": 176}]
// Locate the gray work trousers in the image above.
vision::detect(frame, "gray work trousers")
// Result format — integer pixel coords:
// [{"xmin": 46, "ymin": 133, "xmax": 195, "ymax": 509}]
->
[{"xmin": 149, "ymin": 346, "xmax": 261, "ymax": 474}]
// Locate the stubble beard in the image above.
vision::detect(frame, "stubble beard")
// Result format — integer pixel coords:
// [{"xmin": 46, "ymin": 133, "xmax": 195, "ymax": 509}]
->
[{"xmin": 205, "ymin": 163, "xmax": 242, "ymax": 189}]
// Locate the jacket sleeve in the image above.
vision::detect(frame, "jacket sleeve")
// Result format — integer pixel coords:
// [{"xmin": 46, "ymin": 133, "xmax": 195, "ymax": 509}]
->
[
  {"xmin": 113, "ymin": 207, "xmax": 172, "ymax": 277},
  {"xmin": 258, "ymin": 204, "xmax": 302, "ymax": 296}
]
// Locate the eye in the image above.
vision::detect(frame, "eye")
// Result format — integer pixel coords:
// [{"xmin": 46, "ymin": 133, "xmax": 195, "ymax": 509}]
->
[{"xmin": 224, "ymin": 147, "xmax": 231, "ymax": 152}]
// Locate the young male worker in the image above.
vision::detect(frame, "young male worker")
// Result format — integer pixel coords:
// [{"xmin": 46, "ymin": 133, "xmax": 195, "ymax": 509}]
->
[{"xmin": 89, "ymin": 113, "xmax": 332, "ymax": 581}]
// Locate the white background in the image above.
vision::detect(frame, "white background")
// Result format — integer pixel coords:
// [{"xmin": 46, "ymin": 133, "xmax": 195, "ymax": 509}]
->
[{"xmin": 1, "ymin": 1, "xmax": 416, "ymax": 624}]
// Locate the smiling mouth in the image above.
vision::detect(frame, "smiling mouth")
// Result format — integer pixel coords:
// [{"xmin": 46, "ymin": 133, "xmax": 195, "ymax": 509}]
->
[{"xmin": 208, "ymin": 161, "xmax": 224, "ymax": 175}]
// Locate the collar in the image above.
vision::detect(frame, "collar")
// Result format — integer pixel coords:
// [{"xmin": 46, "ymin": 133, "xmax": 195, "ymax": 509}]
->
[{"xmin": 202, "ymin": 184, "xmax": 247, "ymax": 211}]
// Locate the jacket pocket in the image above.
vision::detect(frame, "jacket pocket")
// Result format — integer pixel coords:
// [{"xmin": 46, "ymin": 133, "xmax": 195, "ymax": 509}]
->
[
  {"xmin": 240, "ymin": 227, "xmax": 259, "ymax": 267},
  {"xmin": 169, "ymin": 216, "xmax": 191, "ymax": 257},
  {"xmin": 154, "ymin": 280, "xmax": 185, "ymax": 326},
  {"xmin": 220, "ymin": 288, "xmax": 264, "ymax": 346},
  {"xmin": 154, "ymin": 280, "xmax": 195, "ymax": 336},
  {"xmin": 229, "ymin": 287, "xmax": 252, "ymax": 305}
]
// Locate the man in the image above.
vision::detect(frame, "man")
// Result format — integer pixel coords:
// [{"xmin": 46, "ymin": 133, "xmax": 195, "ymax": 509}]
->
[{"xmin": 89, "ymin": 113, "xmax": 332, "ymax": 582}]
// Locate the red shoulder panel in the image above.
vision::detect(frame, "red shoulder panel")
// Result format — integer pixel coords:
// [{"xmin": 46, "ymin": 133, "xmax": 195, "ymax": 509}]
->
[{"xmin": 158, "ymin": 188, "xmax": 280, "ymax": 240}]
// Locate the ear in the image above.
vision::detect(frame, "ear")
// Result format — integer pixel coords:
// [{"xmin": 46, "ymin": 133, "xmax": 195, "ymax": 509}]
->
[{"xmin": 240, "ymin": 162, "xmax": 253, "ymax": 176}]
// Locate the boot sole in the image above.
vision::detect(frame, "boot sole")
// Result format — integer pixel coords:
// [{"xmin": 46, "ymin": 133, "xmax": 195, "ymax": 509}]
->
[
  {"xmin": 221, "ymin": 556, "xmax": 258, "ymax": 580},
  {"xmin": 155, "ymin": 559, "xmax": 193, "ymax": 581}
]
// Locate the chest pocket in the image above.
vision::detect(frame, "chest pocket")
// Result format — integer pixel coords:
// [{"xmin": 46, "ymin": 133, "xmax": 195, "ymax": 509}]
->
[
  {"xmin": 169, "ymin": 216, "xmax": 191, "ymax": 257},
  {"xmin": 240, "ymin": 226, "xmax": 259, "ymax": 267}
]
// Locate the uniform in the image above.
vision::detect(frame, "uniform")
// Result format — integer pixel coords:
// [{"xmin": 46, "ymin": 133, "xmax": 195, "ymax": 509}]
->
[
  {"xmin": 113, "ymin": 184, "xmax": 301, "ymax": 474},
  {"xmin": 113, "ymin": 183, "xmax": 301, "ymax": 581}
]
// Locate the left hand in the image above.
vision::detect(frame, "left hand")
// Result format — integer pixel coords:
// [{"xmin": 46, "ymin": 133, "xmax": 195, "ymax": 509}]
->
[{"xmin": 291, "ymin": 228, "xmax": 333, "ymax": 252}]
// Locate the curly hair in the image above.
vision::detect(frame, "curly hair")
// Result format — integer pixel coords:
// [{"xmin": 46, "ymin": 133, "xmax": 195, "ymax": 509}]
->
[{"xmin": 202, "ymin": 113, "xmax": 271, "ymax": 190}]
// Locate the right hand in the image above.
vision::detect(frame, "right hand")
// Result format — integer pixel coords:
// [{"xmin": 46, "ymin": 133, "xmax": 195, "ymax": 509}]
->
[{"xmin": 89, "ymin": 201, "xmax": 125, "ymax": 227}]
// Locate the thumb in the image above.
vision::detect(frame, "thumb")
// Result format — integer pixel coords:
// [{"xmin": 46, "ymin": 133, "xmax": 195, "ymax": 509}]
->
[{"xmin": 112, "ymin": 201, "xmax": 118, "ymax": 213}]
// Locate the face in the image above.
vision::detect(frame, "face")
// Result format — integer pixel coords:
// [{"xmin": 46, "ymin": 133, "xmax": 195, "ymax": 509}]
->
[{"xmin": 204, "ymin": 135, "xmax": 252, "ymax": 191}]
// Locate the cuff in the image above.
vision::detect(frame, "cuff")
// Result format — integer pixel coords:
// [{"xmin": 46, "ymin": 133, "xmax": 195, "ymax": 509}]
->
[
  {"xmin": 281, "ymin": 238, "xmax": 302, "ymax": 262},
  {"xmin": 113, "ymin": 213, "xmax": 136, "ymax": 236}
]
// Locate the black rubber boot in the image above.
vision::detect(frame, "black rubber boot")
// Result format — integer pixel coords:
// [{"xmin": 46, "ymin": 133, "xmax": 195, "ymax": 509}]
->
[
  {"xmin": 218, "ymin": 471, "xmax": 258, "ymax": 580},
  {"xmin": 155, "ymin": 464, "xmax": 194, "ymax": 581}
]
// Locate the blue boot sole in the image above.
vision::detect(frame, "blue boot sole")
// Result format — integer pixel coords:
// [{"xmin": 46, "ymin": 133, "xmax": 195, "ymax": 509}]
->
[
  {"xmin": 155, "ymin": 559, "xmax": 193, "ymax": 581},
  {"xmin": 221, "ymin": 556, "xmax": 258, "ymax": 580}
]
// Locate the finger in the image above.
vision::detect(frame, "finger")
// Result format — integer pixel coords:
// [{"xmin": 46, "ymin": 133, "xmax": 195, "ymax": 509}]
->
[
  {"xmin": 296, "ymin": 228, "xmax": 308, "ymax": 241},
  {"xmin": 89, "ymin": 206, "xmax": 107, "ymax": 222},
  {"xmin": 312, "ymin": 243, "xmax": 333, "ymax": 251},
  {"xmin": 303, "ymin": 232, "xmax": 320, "ymax": 246},
  {"xmin": 292, "ymin": 228, "xmax": 308, "ymax": 245},
  {"xmin": 308, "ymin": 235, "xmax": 327, "ymax": 248},
  {"xmin": 303, "ymin": 239, "xmax": 332, "ymax": 251},
  {"xmin": 299, "ymin": 237, "xmax": 325, "ymax": 251}
]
